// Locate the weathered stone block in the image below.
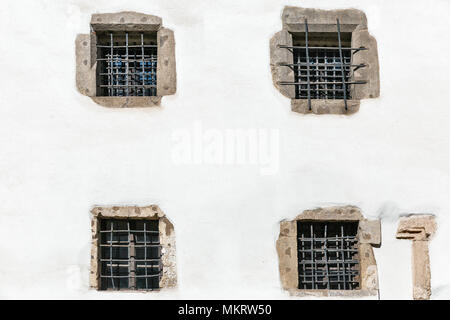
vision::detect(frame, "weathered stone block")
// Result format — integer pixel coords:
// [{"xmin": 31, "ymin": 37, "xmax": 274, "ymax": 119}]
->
[{"xmin": 359, "ymin": 219, "xmax": 381, "ymax": 245}]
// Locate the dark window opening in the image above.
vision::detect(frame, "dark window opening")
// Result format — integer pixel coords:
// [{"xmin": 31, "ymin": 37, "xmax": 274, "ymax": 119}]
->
[
  {"xmin": 297, "ymin": 221, "xmax": 360, "ymax": 290},
  {"xmin": 96, "ymin": 32, "xmax": 157, "ymax": 97},
  {"xmin": 99, "ymin": 219, "xmax": 161, "ymax": 290},
  {"xmin": 292, "ymin": 32, "xmax": 352, "ymax": 100}
]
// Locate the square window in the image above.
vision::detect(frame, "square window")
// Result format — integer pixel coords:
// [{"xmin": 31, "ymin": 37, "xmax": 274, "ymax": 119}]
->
[
  {"xmin": 271, "ymin": 7, "xmax": 380, "ymax": 114},
  {"xmin": 297, "ymin": 221, "xmax": 360, "ymax": 290},
  {"xmin": 292, "ymin": 32, "xmax": 353, "ymax": 100},
  {"xmin": 96, "ymin": 32, "xmax": 158, "ymax": 97},
  {"xmin": 99, "ymin": 218, "xmax": 161, "ymax": 290}
]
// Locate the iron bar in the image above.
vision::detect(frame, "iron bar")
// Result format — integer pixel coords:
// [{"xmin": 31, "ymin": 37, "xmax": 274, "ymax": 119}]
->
[
  {"xmin": 278, "ymin": 81, "xmax": 366, "ymax": 85},
  {"xmin": 278, "ymin": 45, "xmax": 367, "ymax": 51}
]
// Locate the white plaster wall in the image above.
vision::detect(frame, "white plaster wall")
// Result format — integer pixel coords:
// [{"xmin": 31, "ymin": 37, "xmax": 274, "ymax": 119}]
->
[{"xmin": 0, "ymin": 0, "xmax": 449, "ymax": 299}]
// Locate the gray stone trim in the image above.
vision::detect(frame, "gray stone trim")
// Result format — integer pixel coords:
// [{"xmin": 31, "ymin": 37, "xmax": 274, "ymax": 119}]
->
[
  {"xmin": 90, "ymin": 205, "xmax": 177, "ymax": 291},
  {"xmin": 270, "ymin": 6, "xmax": 380, "ymax": 115},
  {"xmin": 76, "ymin": 12, "xmax": 176, "ymax": 108},
  {"xmin": 276, "ymin": 206, "xmax": 380, "ymax": 297}
]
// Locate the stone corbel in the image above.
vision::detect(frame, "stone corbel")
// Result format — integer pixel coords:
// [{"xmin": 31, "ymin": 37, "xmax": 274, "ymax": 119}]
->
[{"xmin": 396, "ymin": 214, "xmax": 437, "ymax": 300}]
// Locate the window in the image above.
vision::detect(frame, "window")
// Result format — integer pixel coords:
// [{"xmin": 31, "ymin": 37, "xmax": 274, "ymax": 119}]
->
[
  {"xmin": 270, "ymin": 7, "xmax": 379, "ymax": 114},
  {"xmin": 90, "ymin": 205, "xmax": 177, "ymax": 291},
  {"xmin": 76, "ymin": 12, "xmax": 176, "ymax": 108},
  {"xmin": 96, "ymin": 32, "xmax": 158, "ymax": 97},
  {"xmin": 297, "ymin": 221, "xmax": 360, "ymax": 290},
  {"xmin": 276, "ymin": 206, "xmax": 381, "ymax": 297},
  {"xmin": 99, "ymin": 219, "xmax": 161, "ymax": 290}
]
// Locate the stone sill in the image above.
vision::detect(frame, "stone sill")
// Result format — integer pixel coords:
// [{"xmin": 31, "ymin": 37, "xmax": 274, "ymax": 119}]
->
[
  {"xmin": 91, "ymin": 96, "xmax": 161, "ymax": 108},
  {"xmin": 288, "ymin": 289, "xmax": 378, "ymax": 298},
  {"xmin": 291, "ymin": 99, "xmax": 360, "ymax": 115}
]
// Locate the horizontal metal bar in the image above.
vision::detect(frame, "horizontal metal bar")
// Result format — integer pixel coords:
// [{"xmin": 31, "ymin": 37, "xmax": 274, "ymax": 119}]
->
[
  {"xmin": 298, "ymin": 248, "xmax": 358, "ymax": 252},
  {"xmin": 299, "ymin": 260, "xmax": 359, "ymax": 264},
  {"xmin": 100, "ymin": 259, "xmax": 160, "ymax": 262},
  {"xmin": 298, "ymin": 236, "xmax": 358, "ymax": 240},
  {"xmin": 278, "ymin": 45, "xmax": 367, "ymax": 51},
  {"xmin": 100, "ymin": 274, "xmax": 160, "ymax": 278},
  {"xmin": 279, "ymin": 62, "xmax": 364, "ymax": 68},
  {"xmin": 99, "ymin": 85, "xmax": 157, "ymax": 88},
  {"xmin": 104, "ymin": 54, "xmax": 157, "ymax": 59},
  {"xmin": 100, "ymin": 244, "xmax": 160, "ymax": 247},
  {"xmin": 102, "ymin": 241, "xmax": 160, "ymax": 245},
  {"xmin": 100, "ymin": 230, "xmax": 158, "ymax": 233},
  {"xmin": 300, "ymin": 280, "xmax": 360, "ymax": 284},
  {"xmin": 295, "ymin": 74, "xmax": 353, "ymax": 79},
  {"xmin": 300, "ymin": 272, "xmax": 360, "ymax": 277},
  {"xmin": 97, "ymin": 58, "xmax": 157, "ymax": 62},
  {"xmin": 97, "ymin": 45, "xmax": 157, "ymax": 48},
  {"xmin": 99, "ymin": 72, "xmax": 156, "ymax": 76},
  {"xmin": 104, "ymin": 263, "xmax": 160, "ymax": 268},
  {"xmin": 279, "ymin": 81, "xmax": 366, "ymax": 86}
]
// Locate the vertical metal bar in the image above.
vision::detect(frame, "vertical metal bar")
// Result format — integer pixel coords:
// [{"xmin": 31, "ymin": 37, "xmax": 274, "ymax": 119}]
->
[
  {"xmin": 109, "ymin": 220, "xmax": 115, "ymax": 289},
  {"xmin": 128, "ymin": 221, "xmax": 136, "ymax": 289},
  {"xmin": 301, "ymin": 228, "xmax": 306, "ymax": 289},
  {"xmin": 310, "ymin": 224, "xmax": 315, "ymax": 289},
  {"xmin": 314, "ymin": 51, "xmax": 319, "ymax": 99},
  {"xmin": 333, "ymin": 53, "xmax": 336, "ymax": 100},
  {"xmin": 341, "ymin": 224, "xmax": 347, "ymax": 290},
  {"xmin": 336, "ymin": 227, "xmax": 340, "ymax": 290},
  {"xmin": 324, "ymin": 223, "xmax": 330, "ymax": 289},
  {"xmin": 109, "ymin": 33, "xmax": 113, "ymax": 97},
  {"xmin": 141, "ymin": 33, "xmax": 146, "ymax": 97},
  {"xmin": 304, "ymin": 19, "xmax": 312, "ymax": 110},
  {"xmin": 295, "ymin": 50, "xmax": 300, "ymax": 99},
  {"xmin": 125, "ymin": 32, "xmax": 129, "ymax": 96},
  {"xmin": 144, "ymin": 221, "xmax": 149, "ymax": 289},
  {"xmin": 336, "ymin": 19, "xmax": 348, "ymax": 111},
  {"xmin": 324, "ymin": 49, "xmax": 328, "ymax": 99}
]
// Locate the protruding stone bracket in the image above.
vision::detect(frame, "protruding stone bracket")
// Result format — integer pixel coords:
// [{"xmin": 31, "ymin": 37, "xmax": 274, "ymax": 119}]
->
[
  {"xmin": 276, "ymin": 206, "xmax": 380, "ymax": 297},
  {"xmin": 396, "ymin": 214, "xmax": 436, "ymax": 300},
  {"xmin": 270, "ymin": 6, "xmax": 380, "ymax": 115},
  {"xmin": 90, "ymin": 205, "xmax": 177, "ymax": 290},
  {"xmin": 76, "ymin": 12, "xmax": 176, "ymax": 108}
]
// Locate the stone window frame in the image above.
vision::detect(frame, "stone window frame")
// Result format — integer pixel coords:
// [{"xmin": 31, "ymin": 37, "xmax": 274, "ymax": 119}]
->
[
  {"xmin": 276, "ymin": 206, "xmax": 381, "ymax": 297},
  {"xmin": 90, "ymin": 205, "xmax": 177, "ymax": 291},
  {"xmin": 76, "ymin": 12, "xmax": 176, "ymax": 108},
  {"xmin": 270, "ymin": 7, "xmax": 380, "ymax": 115},
  {"xmin": 396, "ymin": 214, "xmax": 437, "ymax": 300}
]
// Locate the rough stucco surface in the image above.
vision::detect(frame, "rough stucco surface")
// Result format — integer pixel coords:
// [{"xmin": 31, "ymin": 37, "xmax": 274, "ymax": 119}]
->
[
  {"xmin": 90, "ymin": 205, "xmax": 177, "ymax": 290},
  {"xmin": 270, "ymin": 6, "xmax": 379, "ymax": 115},
  {"xmin": 396, "ymin": 215, "xmax": 436, "ymax": 300},
  {"xmin": 76, "ymin": 11, "xmax": 176, "ymax": 107},
  {"xmin": 277, "ymin": 206, "xmax": 380, "ymax": 297}
]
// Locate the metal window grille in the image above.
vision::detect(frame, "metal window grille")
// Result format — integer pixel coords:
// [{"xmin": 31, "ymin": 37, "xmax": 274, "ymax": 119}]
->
[
  {"xmin": 297, "ymin": 221, "xmax": 360, "ymax": 290},
  {"xmin": 278, "ymin": 19, "xmax": 368, "ymax": 111},
  {"xmin": 96, "ymin": 32, "xmax": 157, "ymax": 97},
  {"xmin": 99, "ymin": 219, "xmax": 161, "ymax": 290}
]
